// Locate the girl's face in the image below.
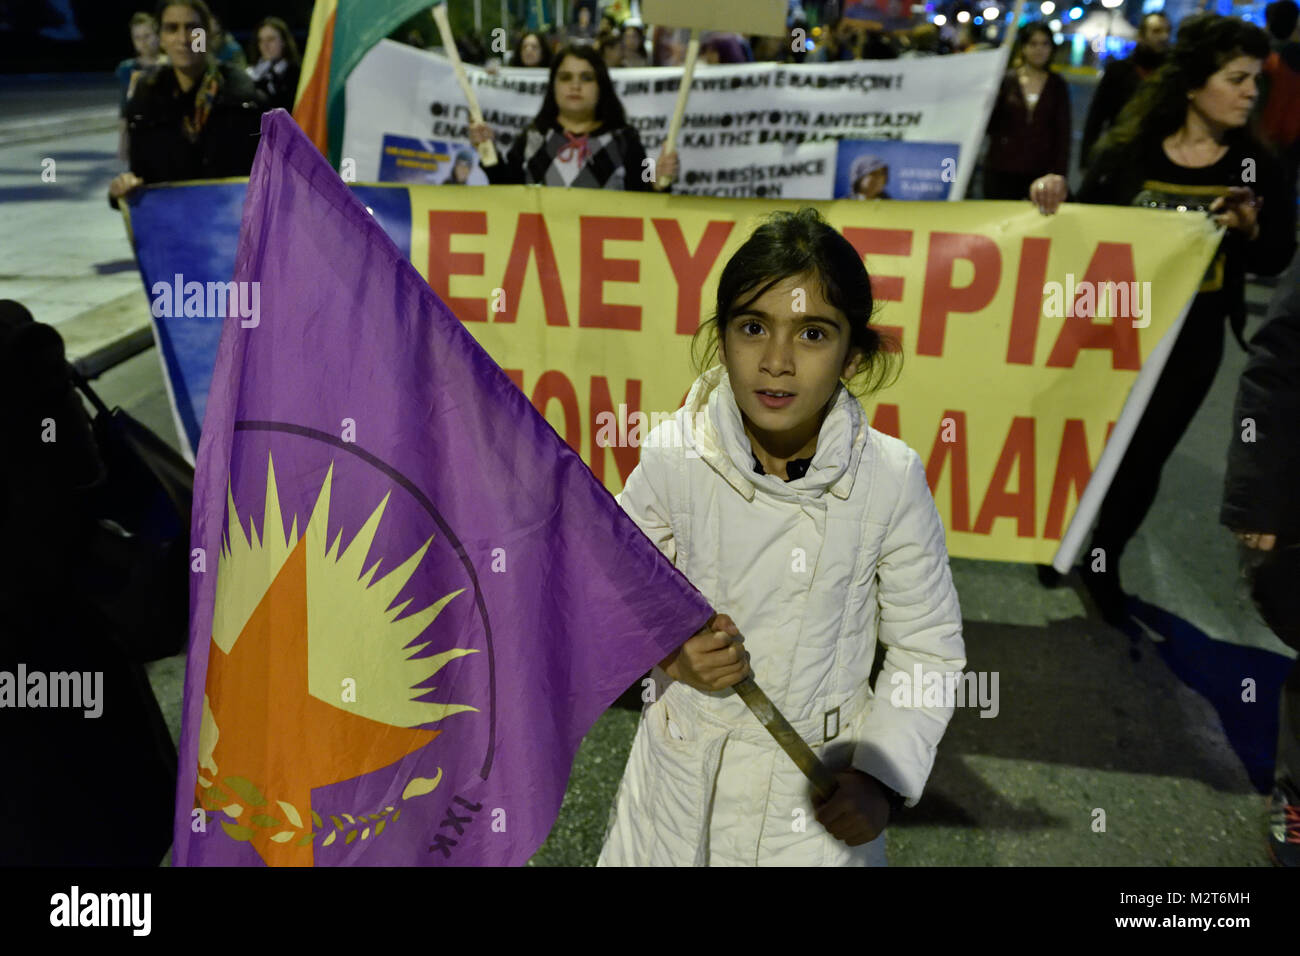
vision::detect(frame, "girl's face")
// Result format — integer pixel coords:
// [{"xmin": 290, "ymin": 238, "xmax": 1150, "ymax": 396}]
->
[
  {"xmin": 131, "ymin": 23, "xmax": 159, "ymax": 59},
  {"xmin": 453, "ymin": 159, "xmax": 471, "ymax": 182},
  {"xmin": 258, "ymin": 26, "xmax": 284, "ymax": 63},
  {"xmin": 1189, "ymin": 55, "xmax": 1262, "ymax": 129},
  {"xmin": 1022, "ymin": 33, "xmax": 1052, "ymax": 69},
  {"xmin": 555, "ymin": 55, "xmax": 599, "ymax": 118},
  {"xmin": 718, "ymin": 272, "xmax": 863, "ymax": 449},
  {"xmin": 521, "ymin": 34, "xmax": 543, "ymax": 66}
]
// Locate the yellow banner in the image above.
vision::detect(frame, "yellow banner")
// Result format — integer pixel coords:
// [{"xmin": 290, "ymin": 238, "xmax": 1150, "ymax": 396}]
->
[{"xmin": 403, "ymin": 188, "xmax": 1220, "ymax": 563}]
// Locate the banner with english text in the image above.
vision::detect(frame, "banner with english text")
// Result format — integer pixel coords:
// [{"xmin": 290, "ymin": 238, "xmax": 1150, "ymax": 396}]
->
[
  {"xmin": 341, "ymin": 40, "xmax": 1010, "ymax": 201},
  {"xmin": 122, "ymin": 183, "xmax": 1222, "ymax": 566}
]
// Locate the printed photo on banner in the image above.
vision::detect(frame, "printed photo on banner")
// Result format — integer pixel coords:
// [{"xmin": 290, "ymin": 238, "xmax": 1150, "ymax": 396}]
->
[
  {"xmin": 834, "ymin": 140, "xmax": 961, "ymax": 201},
  {"xmin": 378, "ymin": 134, "xmax": 489, "ymax": 186}
]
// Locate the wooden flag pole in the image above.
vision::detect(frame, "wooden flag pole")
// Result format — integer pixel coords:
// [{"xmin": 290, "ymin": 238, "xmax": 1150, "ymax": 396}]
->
[
  {"xmin": 432, "ymin": 2, "xmax": 500, "ymax": 167},
  {"xmin": 732, "ymin": 676, "xmax": 840, "ymax": 801},
  {"xmin": 657, "ymin": 28, "xmax": 700, "ymax": 189}
]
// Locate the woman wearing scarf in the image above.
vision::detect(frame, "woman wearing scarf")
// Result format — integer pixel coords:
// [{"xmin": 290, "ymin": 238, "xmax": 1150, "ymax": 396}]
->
[
  {"xmin": 469, "ymin": 43, "xmax": 677, "ymax": 192},
  {"xmin": 109, "ymin": 1, "xmax": 265, "ymax": 208},
  {"xmin": 247, "ymin": 16, "xmax": 301, "ymax": 114}
]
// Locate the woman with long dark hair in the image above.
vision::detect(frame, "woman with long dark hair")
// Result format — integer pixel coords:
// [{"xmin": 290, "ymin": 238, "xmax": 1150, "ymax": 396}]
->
[
  {"xmin": 1030, "ymin": 15, "xmax": 1297, "ymax": 624},
  {"xmin": 511, "ymin": 30, "xmax": 553, "ymax": 68},
  {"xmin": 982, "ymin": 22, "xmax": 1071, "ymax": 199},
  {"xmin": 247, "ymin": 16, "xmax": 301, "ymax": 113},
  {"xmin": 469, "ymin": 43, "xmax": 677, "ymax": 191}
]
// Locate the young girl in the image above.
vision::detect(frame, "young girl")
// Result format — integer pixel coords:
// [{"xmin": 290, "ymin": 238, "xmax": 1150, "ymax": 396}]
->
[
  {"xmin": 469, "ymin": 44, "xmax": 677, "ymax": 191},
  {"xmin": 597, "ymin": 208, "xmax": 967, "ymax": 867}
]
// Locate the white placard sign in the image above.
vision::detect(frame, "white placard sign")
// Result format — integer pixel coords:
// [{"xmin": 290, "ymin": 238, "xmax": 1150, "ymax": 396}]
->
[{"xmin": 343, "ymin": 40, "xmax": 1009, "ymax": 200}]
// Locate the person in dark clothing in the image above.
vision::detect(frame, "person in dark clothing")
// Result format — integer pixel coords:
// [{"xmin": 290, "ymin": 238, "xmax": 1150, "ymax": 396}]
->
[
  {"xmin": 1028, "ymin": 15, "xmax": 1297, "ymax": 626},
  {"xmin": 247, "ymin": 16, "xmax": 301, "ymax": 114},
  {"xmin": 1221, "ymin": 256, "xmax": 1300, "ymax": 866},
  {"xmin": 108, "ymin": 1, "xmax": 266, "ymax": 209},
  {"xmin": 983, "ymin": 22, "xmax": 1071, "ymax": 200},
  {"xmin": 0, "ymin": 301, "xmax": 179, "ymax": 866},
  {"xmin": 469, "ymin": 43, "xmax": 677, "ymax": 192},
  {"xmin": 115, "ymin": 11, "xmax": 162, "ymax": 115},
  {"xmin": 1258, "ymin": 0, "xmax": 1300, "ymax": 183},
  {"xmin": 1080, "ymin": 12, "xmax": 1172, "ymax": 170}
]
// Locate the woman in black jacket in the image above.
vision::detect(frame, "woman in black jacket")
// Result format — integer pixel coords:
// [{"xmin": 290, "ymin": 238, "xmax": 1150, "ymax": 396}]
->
[
  {"xmin": 468, "ymin": 43, "xmax": 677, "ymax": 192},
  {"xmin": 1029, "ymin": 15, "xmax": 1297, "ymax": 624},
  {"xmin": 108, "ymin": 1, "xmax": 266, "ymax": 208}
]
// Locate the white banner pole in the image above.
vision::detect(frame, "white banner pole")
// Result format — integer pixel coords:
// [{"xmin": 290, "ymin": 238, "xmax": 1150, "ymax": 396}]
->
[{"xmin": 1052, "ymin": 293, "xmax": 1200, "ymax": 573}]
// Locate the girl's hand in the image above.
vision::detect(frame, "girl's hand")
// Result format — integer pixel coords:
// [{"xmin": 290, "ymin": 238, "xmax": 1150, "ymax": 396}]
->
[
  {"xmin": 1029, "ymin": 174, "xmax": 1067, "ymax": 215},
  {"xmin": 815, "ymin": 769, "xmax": 891, "ymax": 846},
  {"xmin": 468, "ymin": 122, "xmax": 495, "ymax": 146},
  {"xmin": 1210, "ymin": 187, "xmax": 1262, "ymax": 239},
  {"xmin": 653, "ymin": 150, "xmax": 679, "ymax": 190},
  {"xmin": 659, "ymin": 613, "xmax": 750, "ymax": 692}
]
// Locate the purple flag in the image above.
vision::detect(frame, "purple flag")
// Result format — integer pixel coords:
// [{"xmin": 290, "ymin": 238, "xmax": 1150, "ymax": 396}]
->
[{"xmin": 173, "ymin": 110, "xmax": 713, "ymax": 866}]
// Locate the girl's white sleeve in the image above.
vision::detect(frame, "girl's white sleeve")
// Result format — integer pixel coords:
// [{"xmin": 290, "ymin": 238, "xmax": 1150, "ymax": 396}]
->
[
  {"xmin": 614, "ymin": 443, "xmax": 676, "ymax": 565},
  {"xmin": 851, "ymin": 449, "xmax": 966, "ymax": 806}
]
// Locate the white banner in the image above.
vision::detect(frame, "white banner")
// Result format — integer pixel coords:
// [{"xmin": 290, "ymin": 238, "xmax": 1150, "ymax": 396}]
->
[{"xmin": 343, "ymin": 40, "xmax": 1010, "ymax": 200}]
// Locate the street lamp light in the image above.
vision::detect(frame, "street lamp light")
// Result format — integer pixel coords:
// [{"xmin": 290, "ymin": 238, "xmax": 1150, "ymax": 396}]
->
[
  {"xmin": 984, "ymin": 6, "xmax": 1000, "ymax": 18},
  {"xmin": 1041, "ymin": 1, "xmax": 1055, "ymax": 14}
]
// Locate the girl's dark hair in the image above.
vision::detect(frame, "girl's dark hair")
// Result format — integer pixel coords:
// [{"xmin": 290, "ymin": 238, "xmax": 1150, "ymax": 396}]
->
[
  {"xmin": 512, "ymin": 29, "xmax": 554, "ymax": 68},
  {"xmin": 254, "ymin": 16, "xmax": 300, "ymax": 67},
  {"xmin": 1091, "ymin": 15, "xmax": 1271, "ymax": 166},
  {"xmin": 1011, "ymin": 22, "xmax": 1055, "ymax": 68},
  {"xmin": 692, "ymin": 207, "xmax": 899, "ymax": 396},
  {"xmin": 533, "ymin": 43, "xmax": 628, "ymax": 131}
]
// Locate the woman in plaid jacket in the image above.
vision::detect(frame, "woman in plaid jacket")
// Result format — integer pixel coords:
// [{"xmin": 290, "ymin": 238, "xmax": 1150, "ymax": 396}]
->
[{"xmin": 470, "ymin": 43, "xmax": 678, "ymax": 192}]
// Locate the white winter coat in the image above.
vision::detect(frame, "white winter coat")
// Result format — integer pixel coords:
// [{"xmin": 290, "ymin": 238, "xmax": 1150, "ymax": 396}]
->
[{"xmin": 596, "ymin": 365, "xmax": 966, "ymax": 866}]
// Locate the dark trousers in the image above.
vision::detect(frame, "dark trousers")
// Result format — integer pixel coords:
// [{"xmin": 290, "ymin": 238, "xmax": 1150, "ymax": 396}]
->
[
  {"xmin": 1242, "ymin": 543, "xmax": 1300, "ymax": 793},
  {"xmin": 1092, "ymin": 301, "xmax": 1226, "ymax": 564},
  {"xmin": 982, "ymin": 168, "xmax": 1040, "ymax": 201}
]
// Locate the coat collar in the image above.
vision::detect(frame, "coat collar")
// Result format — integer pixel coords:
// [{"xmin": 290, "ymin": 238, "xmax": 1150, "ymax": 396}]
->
[{"xmin": 683, "ymin": 365, "xmax": 867, "ymax": 502}]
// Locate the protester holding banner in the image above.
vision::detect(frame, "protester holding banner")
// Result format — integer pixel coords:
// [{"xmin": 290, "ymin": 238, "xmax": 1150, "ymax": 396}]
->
[
  {"xmin": 247, "ymin": 16, "xmax": 301, "ymax": 113},
  {"xmin": 107, "ymin": 1, "xmax": 266, "ymax": 208},
  {"xmin": 1031, "ymin": 15, "xmax": 1297, "ymax": 625},
  {"xmin": 469, "ymin": 44, "xmax": 677, "ymax": 191},
  {"xmin": 982, "ymin": 22, "xmax": 1071, "ymax": 201},
  {"xmin": 597, "ymin": 208, "xmax": 966, "ymax": 866}
]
